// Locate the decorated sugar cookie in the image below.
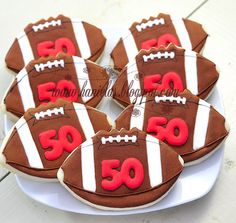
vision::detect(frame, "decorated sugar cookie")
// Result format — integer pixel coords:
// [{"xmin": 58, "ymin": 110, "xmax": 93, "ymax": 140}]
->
[
  {"xmin": 3, "ymin": 54, "xmax": 109, "ymax": 119},
  {"xmin": 0, "ymin": 100, "xmax": 112, "ymax": 180},
  {"xmin": 5, "ymin": 15, "xmax": 106, "ymax": 72},
  {"xmin": 112, "ymin": 44, "xmax": 219, "ymax": 107},
  {"xmin": 57, "ymin": 128, "xmax": 184, "ymax": 210},
  {"xmin": 111, "ymin": 13, "xmax": 208, "ymax": 71},
  {"xmin": 115, "ymin": 90, "xmax": 229, "ymax": 165}
]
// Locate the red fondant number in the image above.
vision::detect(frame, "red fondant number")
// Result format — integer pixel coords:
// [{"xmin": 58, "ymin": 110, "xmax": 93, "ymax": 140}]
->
[
  {"xmin": 144, "ymin": 72, "xmax": 184, "ymax": 92},
  {"xmin": 147, "ymin": 117, "xmax": 188, "ymax": 146},
  {"xmin": 39, "ymin": 125, "xmax": 82, "ymax": 161},
  {"xmin": 101, "ymin": 158, "xmax": 144, "ymax": 191},
  {"xmin": 141, "ymin": 34, "xmax": 180, "ymax": 50},
  {"xmin": 37, "ymin": 37, "xmax": 76, "ymax": 57},
  {"xmin": 37, "ymin": 80, "xmax": 78, "ymax": 103}
]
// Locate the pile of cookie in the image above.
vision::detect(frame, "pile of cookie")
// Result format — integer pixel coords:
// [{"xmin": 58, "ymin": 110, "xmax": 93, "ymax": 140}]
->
[{"xmin": 0, "ymin": 14, "xmax": 229, "ymax": 210}]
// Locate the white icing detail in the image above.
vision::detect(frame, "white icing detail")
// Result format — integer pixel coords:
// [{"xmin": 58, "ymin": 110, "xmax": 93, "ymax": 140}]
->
[
  {"xmin": 184, "ymin": 50, "xmax": 198, "ymax": 95},
  {"xmin": 17, "ymin": 32, "xmax": 34, "ymax": 65},
  {"xmin": 15, "ymin": 117, "xmax": 43, "ymax": 169},
  {"xmin": 122, "ymin": 29, "xmax": 139, "ymax": 62},
  {"xmin": 127, "ymin": 61, "xmax": 141, "ymax": 103},
  {"xmin": 171, "ymin": 15, "xmax": 192, "ymax": 49},
  {"xmin": 155, "ymin": 95, "xmax": 186, "ymax": 104},
  {"xmin": 136, "ymin": 18, "xmax": 165, "ymax": 32},
  {"xmin": 34, "ymin": 59, "xmax": 65, "ymax": 72},
  {"xmin": 130, "ymin": 96, "xmax": 146, "ymax": 130},
  {"xmin": 146, "ymin": 135, "xmax": 163, "ymax": 187},
  {"xmin": 71, "ymin": 19, "xmax": 91, "ymax": 58},
  {"xmin": 193, "ymin": 99, "xmax": 210, "ymax": 150},
  {"xmin": 101, "ymin": 135, "xmax": 137, "ymax": 144},
  {"xmin": 81, "ymin": 138, "xmax": 96, "ymax": 192},
  {"xmin": 143, "ymin": 51, "xmax": 175, "ymax": 62},
  {"xmin": 32, "ymin": 20, "xmax": 62, "ymax": 32},
  {"xmin": 34, "ymin": 107, "xmax": 64, "ymax": 120},
  {"xmin": 16, "ymin": 68, "xmax": 35, "ymax": 111},
  {"xmin": 72, "ymin": 56, "xmax": 93, "ymax": 103},
  {"xmin": 72, "ymin": 103, "xmax": 95, "ymax": 139}
]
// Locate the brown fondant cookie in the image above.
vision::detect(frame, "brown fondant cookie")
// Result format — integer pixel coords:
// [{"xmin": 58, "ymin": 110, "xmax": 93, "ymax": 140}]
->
[
  {"xmin": 3, "ymin": 54, "xmax": 109, "ymax": 119},
  {"xmin": 111, "ymin": 13, "xmax": 208, "ymax": 71},
  {"xmin": 112, "ymin": 44, "xmax": 219, "ymax": 106},
  {"xmin": 57, "ymin": 128, "xmax": 184, "ymax": 210},
  {"xmin": 5, "ymin": 15, "xmax": 106, "ymax": 73},
  {"xmin": 0, "ymin": 100, "xmax": 112, "ymax": 181},
  {"xmin": 115, "ymin": 90, "xmax": 229, "ymax": 165}
]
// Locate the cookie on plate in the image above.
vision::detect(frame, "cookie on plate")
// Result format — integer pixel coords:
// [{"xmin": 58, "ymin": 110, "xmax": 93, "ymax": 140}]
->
[
  {"xmin": 0, "ymin": 100, "xmax": 112, "ymax": 181},
  {"xmin": 5, "ymin": 15, "xmax": 106, "ymax": 72},
  {"xmin": 3, "ymin": 54, "xmax": 109, "ymax": 120},
  {"xmin": 111, "ymin": 13, "xmax": 208, "ymax": 71},
  {"xmin": 112, "ymin": 44, "xmax": 219, "ymax": 107},
  {"xmin": 57, "ymin": 128, "xmax": 184, "ymax": 210},
  {"xmin": 115, "ymin": 90, "xmax": 229, "ymax": 165}
]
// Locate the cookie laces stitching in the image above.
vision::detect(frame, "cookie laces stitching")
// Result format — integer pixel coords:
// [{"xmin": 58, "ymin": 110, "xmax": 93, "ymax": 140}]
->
[
  {"xmin": 155, "ymin": 95, "xmax": 186, "ymax": 104},
  {"xmin": 32, "ymin": 19, "xmax": 62, "ymax": 32},
  {"xmin": 101, "ymin": 135, "xmax": 137, "ymax": 144},
  {"xmin": 136, "ymin": 18, "xmax": 165, "ymax": 32},
  {"xmin": 34, "ymin": 107, "xmax": 64, "ymax": 120},
  {"xmin": 143, "ymin": 51, "xmax": 175, "ymax": 62},
  {"xmin": 34, "ymin": 59, "xmax": 65, "ymax": 72}
]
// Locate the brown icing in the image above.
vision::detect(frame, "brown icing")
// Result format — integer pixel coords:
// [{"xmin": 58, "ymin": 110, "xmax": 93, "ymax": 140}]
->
[
  {"xmin": 111, "ymin": 13, "xmax": 208, "ymax": 71},
  {"xmin": 65, "ymin": 175, "xmax": 180, "ymax": 208},
  {"xmin": 183, "ymin": 19, "xmax": 208, "ymax": 52},
  {"xmin": 5, "ymin": 15, "xmax": 106, "ymax": 73},
  {"xmin": 196, "ymin": 54, "xmax": 219, "ymax": 97},
  {"xmin": 115, "ymin": 90, "xmax": 229, "ymax": 163},
  {"xmin": 61, "ymin": 128, "xmax": 183, "ymax": 208},
  {"xmin": 83, "ymin": 22, "xmax": 106, "ymax": 61},
  {"xmin": 112, "ymin": 44, "xmax": 219, "ymax": 106},
  {"xmin": 111, "ymin": 39, "xmax": 129, "ymax": 72},
  {"xmin": 5, "ymin": 40, "xmax": 25, "ymax": 73},
  {"xmin": 4, "ymin": 54, "xmax": 109, "ymax": 118},
  {"xmin": 130, "ymin": 14, "xmax": 181, "ymax": 50},
  {"xmin": 4, "ymin": 79, "xmax": 25, "ymax": 117},
  {"xmin": 2, "ymin": 99, "xmax": 112, "ymax": 179},
  {"xmin": 25, "ymin": 15, "xmax": 82, "ymax": 60}
]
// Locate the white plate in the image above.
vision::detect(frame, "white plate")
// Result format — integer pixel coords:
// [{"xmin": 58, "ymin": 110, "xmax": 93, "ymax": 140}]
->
[{"xmin": 2, "ymin": 27, "xmax": 225, "ymax": 215}]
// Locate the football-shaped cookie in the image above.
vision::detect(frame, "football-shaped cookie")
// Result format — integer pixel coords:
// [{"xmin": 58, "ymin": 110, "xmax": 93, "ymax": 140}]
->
[
  {"xmin": 3, "ymin": 54, "xmax": 109, "ymax": 119},
  {"xmin": 115, "ymin": 90, "xmax": 229, "ymax": 165},
  {"xmin": 0, "ymin": 100, "xmax": 112, "ymax": 180},
  {"xmin": 111, "ymin": 13, "xmax": 208, "ymax": 71},
  {"xmin": 58, "ymin": 128, "xmax": 184, "ymax": 210},
  {"xmin": 113, "ymin": 44, "xmax": 219, "ymax": 106},
  {"xmin": 5, "ymin": 15, "xmax": 106, "ymax": 72}
]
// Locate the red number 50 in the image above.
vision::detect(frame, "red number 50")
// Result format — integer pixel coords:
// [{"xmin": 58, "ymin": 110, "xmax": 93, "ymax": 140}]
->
[
  {"xmin": 101, "ymin": 158, "xmax": 144, "ymax": 191},
  {"xmin": 147, "ymin": 117, "xmax": 188, "ymax": 146},
  {"xmin": 144, "ymin": 72, "xmax": 184, "ymax": 92},
  {"xmin": 37, "ymin": 37, "xmax": 76, "ymax": 57},
  {"xmin": 141, "ymin": 34, "xmax": 180, "ymax": 50},
  {"xmin": 39, "ymin": 125, "xmax": 82, "ymax": 161}
]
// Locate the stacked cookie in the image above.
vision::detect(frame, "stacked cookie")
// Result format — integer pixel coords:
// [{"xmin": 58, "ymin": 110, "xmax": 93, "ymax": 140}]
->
[{"xmin": 0, "ymin": 14, "xmax": 229, "ymax": 210}]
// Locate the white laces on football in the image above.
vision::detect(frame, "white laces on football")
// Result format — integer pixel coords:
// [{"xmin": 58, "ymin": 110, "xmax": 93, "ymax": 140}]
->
[
  {"xmin": 155, "ymin": 95, "xmax": 186, "ymax": 104},
  {"xmin": 32, "ymin": 19, "xmax": 62, "ymax": 32},
  {"xmin": 136, "ymin": 18, "xmax": 165, "ymax": 32},
  {"xmin": 143, "ymin": 51, "xmax": 175, "ymax": 62},
  {"xmin": 34, "ymin": 59, "xmax": 65, "ymax": 72},
  {"xmin": 101, "ymin": 135, "xmax": 137, "ymax": 144},
  {"xmin": 34, "ymin": 107, "xmax": 64, "ymax": 120}
]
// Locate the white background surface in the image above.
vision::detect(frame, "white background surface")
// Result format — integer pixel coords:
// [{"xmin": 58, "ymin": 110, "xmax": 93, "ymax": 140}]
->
[{"xmin": 0, "ymin": 0, "xmax": 236, "ymax": 222}]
